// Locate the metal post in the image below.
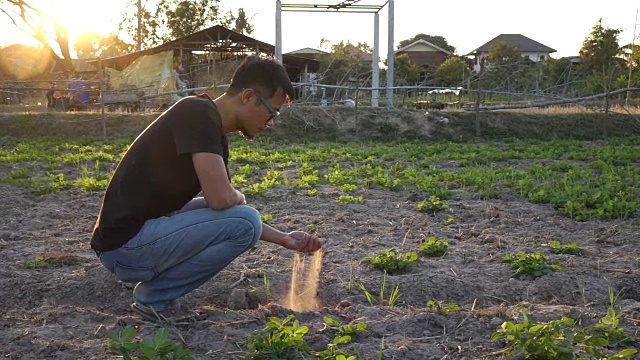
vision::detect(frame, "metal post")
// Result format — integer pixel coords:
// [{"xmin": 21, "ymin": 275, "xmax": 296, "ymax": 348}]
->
[
  {"xmin": 136, "ymin": 0, "xmax": 142, "ymax": 51},
  {"xmin": 99, "ymin": 59, "xmax": 106, "ymax": 137},
  {"xmin": 303, "ymin": 63, "xmax": 309, "ymax": 99},
  {"xmin": 386, "ymin": 0, "xmax": 394, "ymax": 107},
  {"xmin": 275, "ymin": 0, "xmax": 283, "ymax": 63},
  {"xmin": 372, "ymin": 12, "xmax": 380, "ymax": 107}
]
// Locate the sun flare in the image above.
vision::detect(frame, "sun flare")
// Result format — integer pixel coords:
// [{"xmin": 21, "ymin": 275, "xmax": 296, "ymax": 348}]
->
[{"xmin": 45, "ymin": 0, "xmax": 119, "ymax": 38}]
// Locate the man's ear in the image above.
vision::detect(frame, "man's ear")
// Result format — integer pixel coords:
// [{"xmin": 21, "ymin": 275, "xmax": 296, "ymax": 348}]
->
[{"xmin": 240, "ymin": 89, "xmax": 253, "ymax": 104}]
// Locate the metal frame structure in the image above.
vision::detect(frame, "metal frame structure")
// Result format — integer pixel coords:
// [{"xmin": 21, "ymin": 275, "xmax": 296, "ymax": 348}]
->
[{"xmin": 275, "ymin": 0, "xmax": 395, "ymax": 107}]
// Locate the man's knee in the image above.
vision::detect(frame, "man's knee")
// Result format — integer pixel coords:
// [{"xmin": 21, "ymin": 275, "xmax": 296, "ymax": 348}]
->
[{"xmin": 232, "ymin": 205, "xmax": 262, "ymax": 247}]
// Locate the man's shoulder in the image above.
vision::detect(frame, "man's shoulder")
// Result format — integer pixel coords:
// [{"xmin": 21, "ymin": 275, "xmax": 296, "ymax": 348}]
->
[{"xmin": 179, "ymin": 93, "xmax": 215, "ymax": 107}]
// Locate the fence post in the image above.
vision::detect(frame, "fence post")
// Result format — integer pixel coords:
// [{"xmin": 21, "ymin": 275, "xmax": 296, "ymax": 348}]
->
[{"xmin": 99, "ymin": 59, "xmax": 106, "ymax": 137}]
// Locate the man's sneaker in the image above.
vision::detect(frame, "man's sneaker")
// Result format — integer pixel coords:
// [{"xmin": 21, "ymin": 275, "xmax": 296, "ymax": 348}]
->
[{"xmin": 130, "ymin": 302, "xmax": 206, "ymax": 325}]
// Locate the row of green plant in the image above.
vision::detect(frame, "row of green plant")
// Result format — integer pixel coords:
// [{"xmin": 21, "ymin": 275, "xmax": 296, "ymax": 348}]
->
[
  {"xmin": 493, "ymin": 290, "xmax": 637, "ymax": 359},
  {"xmin": 362, "ymin": 238, "xmax": 585, "ymax": 278},
  {"xmin": 1, "ymin": 136, "xmax": 638, "ymax": 220},
  {"xmin": 108, "ymin": 298, "xmax": 637, "ymax": 360},
  {"xmin": 108, "ymin": 315, "xmax": 369, "ymax": 360}
]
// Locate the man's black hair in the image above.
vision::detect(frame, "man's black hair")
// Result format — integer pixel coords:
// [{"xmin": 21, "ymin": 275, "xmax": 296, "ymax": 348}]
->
[{"xmin": 227, "ymin": 56, "xmax": 295, "ymax": 100}]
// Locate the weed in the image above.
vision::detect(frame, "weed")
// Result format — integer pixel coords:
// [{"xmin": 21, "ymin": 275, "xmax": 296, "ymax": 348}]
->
[
  {"xmin": 427, "ymin": 299, "xmax": 460, "ymax": 315},
  {"xmin": 364, "ymin": 249, "xmax": 418, "ymax": 274},
  {"xmin": 306, "ymin": 188, "xmax": 319, "ymax": 196},
  {"xmin": 359, "ymin": 272, "xmax": 401, "ymax": 306},
  {"xmin": 346, "ymin": 261, "xmax": 355, "ymax": 291},
  {"xmin": 502, "ymin": 251, "xmax": 562, "ymax": 277},
  {"xmin": 108, "ymin": 326, "xmax": 192, "ymax": 360},
  {"xmin": 24, "ymin": 255, "xmax": 48, "ymax": 269},
  {"xmin": 417, "ymin": 196, "xmax": 449, "ymax": 214},
  {"xmin": 547, "ymin": 240, "xmax": 585, "ymax": 255},
  {"xmin": 245, "ymin": 315, "xmax": 311, "ymax": 359},
  {"xmin": 419, "ymin": 236, "xmax": 449, "ymax": 257},
  {"xmin": 263, "ymin": 272, "xmax": 272, "ymax": 300}
]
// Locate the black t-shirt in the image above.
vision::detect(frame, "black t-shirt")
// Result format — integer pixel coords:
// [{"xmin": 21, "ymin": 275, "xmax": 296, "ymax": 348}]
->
[{"xmin": 90, "ymin": 94, "xmax": 228, "ymax": 252}]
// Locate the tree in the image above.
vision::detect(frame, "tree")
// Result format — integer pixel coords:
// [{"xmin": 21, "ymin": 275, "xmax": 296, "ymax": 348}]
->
[
  {"xmin": 317, "ymin": 41, "xmax": 373, "ymax": 99},
  {"xmin": 0, "ymin": 0, "xmax": 75, "ymax": 75},
  {"xmin": 158, "ymin": 0, "xmax": 219, "ymax": 40},
  {"xmin": 537, "ymin": 57, "xmax": 586, "ymax": 96},
  {"xmin": 397, "ymin": 33, "xmax": 456, "ymax": 54},
  {"xmin": 579, "ymin": 18, "xmax": 625, "ymax": 94},
  {"xmin": 119, "ymin": 0, "xmax": 256, "ymax": 49},
  {"xmin": 119, "ymin": 0, "xmax": 162, "ymax": 49},
  {"xmin": 73, "ymin": 32, "xmax": 133, "ymax": 58},
  {"xmin": 435, "ymin": 56, "xmax": 470, "ymax": 87},
  {"xmin": 482, "ymin": 41, "xmax": 537, "ymax": 92},
  {"xmin": 392, "ymin": 53, "xmax": 420, "ymax": 85},
  {"xmin": 486, "ymin": 41, "xmax": 521, "ymax": 65},
  {"xmin": 223, "ymin": 7, "xmax": 255, "ymax": 35}
]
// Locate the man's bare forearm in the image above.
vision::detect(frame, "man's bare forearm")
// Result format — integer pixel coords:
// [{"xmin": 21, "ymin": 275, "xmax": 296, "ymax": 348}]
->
[{"xmin": 260, "ymin": 224, "xmax": 287, "ymax": 247}]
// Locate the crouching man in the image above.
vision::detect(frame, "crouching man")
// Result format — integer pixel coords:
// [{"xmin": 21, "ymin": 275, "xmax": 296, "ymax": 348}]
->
[{"xmin": 91, "ymin": 57, "xmax": 322, "ymax": 324}]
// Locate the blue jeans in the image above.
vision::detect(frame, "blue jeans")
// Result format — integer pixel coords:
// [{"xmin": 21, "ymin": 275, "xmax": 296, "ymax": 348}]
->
[{"xmin": 99, "ymin": 198, "xmax": 261, "ymax": 310}]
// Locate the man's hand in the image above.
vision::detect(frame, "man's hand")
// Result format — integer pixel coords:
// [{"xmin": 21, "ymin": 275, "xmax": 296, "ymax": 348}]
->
[{"xmin": 281, "ymin": 231, "xmax": 322, "ymax": 253}]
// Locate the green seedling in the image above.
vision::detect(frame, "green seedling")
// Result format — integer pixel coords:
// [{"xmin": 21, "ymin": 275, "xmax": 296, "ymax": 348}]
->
[
  {"xmin": 417, "ymin": 196, "xmax": 449, "ymax": 214},
  {"xmin": 336, "ymin": 195, "xmax": 364, "ymax": 204},
  {"xmin": 24, "ymin": 255, "xmax": 48, "ymax": 269},
  {"xmin": 588, "ymin": 288, "xmax": 633, "ymax": 348},
  {"xmin": 502, "ymin": 251, "xmax": 562, "ymax": 277},
  {"xmin": 492, "ymin": 307, "xmax": 579, "ymax": 360},
  {"xmin": 492, "ymin": 307, "xmax": 637, "ymax": 360},
  {"xmin": 364, "ymin": 249, "xmax": 418, "ymax": 274},
  {"xmin": 547, "ymin": 240, "xmax": 585, "ymax": 255},
  {"xmin": 427, "ymin": 299, "xmax": 460, "ymax": 315},
  {"xmin": 322, "ymin": 316, "xmax": 368, "ymax": 339},
  {"xmin": 419, "ymin": 236, "xmax": 449, "ymax": 257},
  {"xmin": 108, "ymin": 326, "xmax": 193, "ymax": 360},
  {"xmin": 316, "ymin": 336, "xmax": 357, "ymax": 360},
  {"xmin": 260, "ymin": 214, "xmax": 273, "ymax": 223},
  {"xmin": 440, "ymin": 217, "xmax": 456, "ymax": 226},
  {"xmin": 306, "ymin": 188, "xmax": 318, "ymax": 196},
  {"xmin": 339, "ymin": 183, "xmax": 358, "ymax": 193},
  {"xmin": 245, "ymin": 315, "xmax": 311, "ymax": 359}
]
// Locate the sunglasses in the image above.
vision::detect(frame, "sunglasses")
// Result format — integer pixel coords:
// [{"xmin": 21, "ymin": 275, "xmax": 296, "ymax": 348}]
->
[{"xmin": 252, "ymin": 90, "xmax": 280, "ymax": 121}]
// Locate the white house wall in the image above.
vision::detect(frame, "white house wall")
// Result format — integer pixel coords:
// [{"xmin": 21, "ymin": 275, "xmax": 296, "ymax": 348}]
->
[
  {"xmin": 472, "ymin": 51, "xmax": 550, "ymax": 72},
  {"xmin": 403, "ymin": 42, "xmax": 440, "ymax": 52}
]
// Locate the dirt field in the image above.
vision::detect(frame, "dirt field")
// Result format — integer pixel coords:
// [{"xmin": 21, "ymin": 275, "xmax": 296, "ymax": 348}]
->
[{"xmin": 0, "ymin": 107, "xmax": 639, "ymax": 359}]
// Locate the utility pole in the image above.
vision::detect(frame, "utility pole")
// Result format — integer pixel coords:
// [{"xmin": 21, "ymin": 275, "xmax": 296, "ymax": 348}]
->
[
  {"xmin": 626, "ymin": 3, "xmax": 639, "ymax": 107},
  {"xmin": 136, "ymin": 0, "xmax": 142, "ymax": 51}
]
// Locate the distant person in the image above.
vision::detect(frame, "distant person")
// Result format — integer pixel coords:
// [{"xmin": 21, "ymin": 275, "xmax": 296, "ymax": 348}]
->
[
  {"xmin": 91, "ymin": 57, "xmax": 322, "ymax": 324},
  {"xmin": 46, "ymin": 83, "xmax": 56, "ymax": 108},
  {"xmin": 175, "ymin": 62, "xmax": 190, "ymax": 96}
]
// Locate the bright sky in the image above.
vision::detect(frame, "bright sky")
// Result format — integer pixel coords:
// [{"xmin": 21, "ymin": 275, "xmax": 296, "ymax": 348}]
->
[{"xmin": 2, "ymin": 0, "xmax": 639, "ymax": 58}]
